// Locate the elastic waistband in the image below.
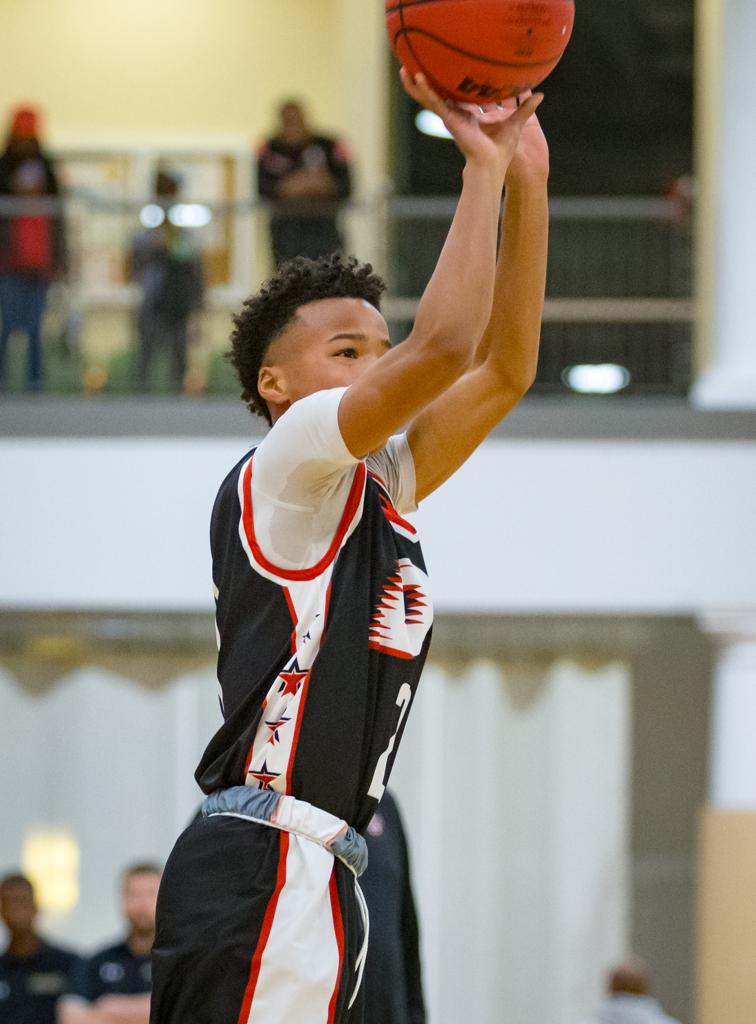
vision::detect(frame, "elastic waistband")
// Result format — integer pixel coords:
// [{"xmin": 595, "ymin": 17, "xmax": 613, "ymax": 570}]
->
[{"xmin": 201, "ymin": 787, "xmax": 368, "ymax": 878}]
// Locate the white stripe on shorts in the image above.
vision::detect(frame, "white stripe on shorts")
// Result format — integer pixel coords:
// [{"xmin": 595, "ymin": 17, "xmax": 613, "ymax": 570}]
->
[{"xmin": 245, "ymin": 836, "xmax": 342, "ymax": 1024}]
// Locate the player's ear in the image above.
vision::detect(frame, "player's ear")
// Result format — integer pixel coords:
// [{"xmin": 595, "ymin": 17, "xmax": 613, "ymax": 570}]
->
[{"xmin": 258, "ymin": 364, "xmax": 288, "ymax": 406}]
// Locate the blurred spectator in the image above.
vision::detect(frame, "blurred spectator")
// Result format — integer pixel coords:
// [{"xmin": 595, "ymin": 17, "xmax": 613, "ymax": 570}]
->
[
  {"xmin": 360, "ymin": 790, "xmax": 426, "ymax": 1024},
  {"xmin": 258, "ymin": 99, "xmax": 352, "ymax": 266},
  {"xmin": 0, "ymin": 106, "xmax": 66, "ymax": 392},
  {"xmin": 582, "ymin": 958, "xmax": 682, "ymax": 1024},
  {"xmin": 58, "ymin": 863, "xmax": 160, "ymax": 1024},
  {"xmin": 0, "ymin": 873, "xmax": 79, "ymax": 1024},
  {"xmin": 129, "ymin": 170, "xmax": 204, "ymax": 393}
]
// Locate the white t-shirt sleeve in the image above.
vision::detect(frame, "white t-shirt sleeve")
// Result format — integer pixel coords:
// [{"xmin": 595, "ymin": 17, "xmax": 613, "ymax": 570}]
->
[
  {"xmin": 366, "ymin": 433, "xmax": 418, "ymax": 515},
  {"xmin": 249, "ymin": 388, "xmax": 360, "ymax": 571},
  {"xmin": 253, "ymin": 387, "xmax": 358, "ymax": 505}
]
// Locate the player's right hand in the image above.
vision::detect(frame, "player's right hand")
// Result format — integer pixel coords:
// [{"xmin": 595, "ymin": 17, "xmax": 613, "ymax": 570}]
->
[{"xmin": 400, "ymin": 67, "xmax": 543, "ymax": 180}]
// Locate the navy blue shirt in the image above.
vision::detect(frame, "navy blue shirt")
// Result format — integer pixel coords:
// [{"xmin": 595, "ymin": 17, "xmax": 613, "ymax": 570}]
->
[
  {"xmin": 0, "ymin": 942, "xmax": 79, "ymax": 1024},
  {"xmin": 361, "ymin": 791, "xmax": 426, "ymax": 1024},
  {"xmin": 66, "ymin": 941, "xmax": 151, "ymax": 1002}
]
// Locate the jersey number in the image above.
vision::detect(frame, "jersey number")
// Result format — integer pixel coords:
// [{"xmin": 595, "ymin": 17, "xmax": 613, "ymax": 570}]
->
[{"xmin": 367, "ymin": 683, "xmax": 412, "ymax": 801}]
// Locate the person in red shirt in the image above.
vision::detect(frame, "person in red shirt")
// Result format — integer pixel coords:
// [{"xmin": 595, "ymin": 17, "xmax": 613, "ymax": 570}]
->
[{"xmin": 0, "ymin": 106, "xmax": 66, "ymax": 392}]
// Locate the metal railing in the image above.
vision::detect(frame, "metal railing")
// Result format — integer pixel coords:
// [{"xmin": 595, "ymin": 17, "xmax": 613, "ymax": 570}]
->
[{"xmin": 0, "ymin": 194, "xmax": 693, "ymax": 397}]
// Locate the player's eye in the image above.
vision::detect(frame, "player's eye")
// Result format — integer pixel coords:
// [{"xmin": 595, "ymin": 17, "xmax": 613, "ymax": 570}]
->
[{"xmin": 336, "ymin": 348, "xmax": 359, "ymax": 359}]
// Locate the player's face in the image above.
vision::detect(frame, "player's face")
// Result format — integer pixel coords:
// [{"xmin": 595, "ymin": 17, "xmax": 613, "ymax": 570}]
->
[
  {"xmin": 262, "ymin": 298, "xmax": 392, "ymax": 415},
  {"xmin": 121, "ymin": 873, "xmax": 160, "ymax": 934},
  {"xmin": 0, "ymin": 882, "xmax": 36, "ymax": 932}
]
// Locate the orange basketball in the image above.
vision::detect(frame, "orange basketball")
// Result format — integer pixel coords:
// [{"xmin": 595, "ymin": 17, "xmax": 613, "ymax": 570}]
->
[{"xmin": 386, "ymin": 0, "xmax": 575, "ymax": 103}]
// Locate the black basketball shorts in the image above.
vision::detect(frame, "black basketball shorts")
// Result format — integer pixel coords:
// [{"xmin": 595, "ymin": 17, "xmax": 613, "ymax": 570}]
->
[{"xmin": 150, "ymin": 814, "xmax": 365, "ymax": 1024}]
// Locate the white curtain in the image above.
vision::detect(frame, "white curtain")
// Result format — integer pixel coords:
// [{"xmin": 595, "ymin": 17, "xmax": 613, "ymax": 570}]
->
[
  {"xmin": 0, "ymin": 665, "xmax": 220, "ymax": 950},
  {"xmin": 390, "ymin": 658, "xmax": 631, "ymax": 1024},
  {"xmin": 0, "ymin": 655, "xmax": 630, "ymax": 1022}
]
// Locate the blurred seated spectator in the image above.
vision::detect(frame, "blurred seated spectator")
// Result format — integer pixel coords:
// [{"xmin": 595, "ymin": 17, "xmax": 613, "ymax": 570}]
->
[
  {"xmin": 0, "ymin": 106, "xmax": 67, "ymax": 392},
  {"xmin": 257, "ymin": 99, "xmax": 352, "ymax": 266},
  {"xmin": 57, "ymin": 863, "xmax": 160, "ymax": 1024},
  {"xmin": 0, "ymin": 872, "xmax": 79, "ymax": 1024},
  {"xmin": 360, "ymin": 790, "xmax": 426, "ymax": 1024},
  {"xmin": 582, "ymin": 958, "xmax": 683, "ymax": 1024},
  {"xmin": 129, "ymin": 170, "xmax": 204, "ymax": 394}
]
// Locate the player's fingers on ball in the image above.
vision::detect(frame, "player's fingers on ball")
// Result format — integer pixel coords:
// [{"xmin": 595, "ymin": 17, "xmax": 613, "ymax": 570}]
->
[
  {"xmin": 457, "ymin": 101, "xmax": 488, "ymax": 116},
  {"xmin": 513, "ymin": 93, "xmax": 544, "ymax": 122},
  {"xmin": 478, "ymin": 104, "xmax": 517, "ymax": 124},
  {"xmin": 413, "ymin": 74, "xmax": 447, "ymax": 115},
  {"xmin": 399, "ymin": 66, "xmax": 420, "ymax": 94},
  {"xmin": 399, "ymin": 66, "xmax": 425, "ymax": 102}
]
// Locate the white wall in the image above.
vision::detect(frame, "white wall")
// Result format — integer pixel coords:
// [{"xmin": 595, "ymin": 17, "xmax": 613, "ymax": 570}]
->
[
  {"xmin": 1, "ymin": 437, "xmax": 755, "ymax": 614},
  {"xmin": 0, "ymin": 0, "xmax": 389, "ymax": 192}
]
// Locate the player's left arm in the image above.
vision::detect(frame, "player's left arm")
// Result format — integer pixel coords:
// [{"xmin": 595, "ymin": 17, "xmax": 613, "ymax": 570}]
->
[{"xmin": 406, "ymin": 106, "xmax": 549, "ymax": 502}]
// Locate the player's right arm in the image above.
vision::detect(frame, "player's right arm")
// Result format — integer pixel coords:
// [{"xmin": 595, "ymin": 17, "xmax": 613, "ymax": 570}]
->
[{"xmin": 337, "ymin": 73, "xmax": 543, "ymax": 459}]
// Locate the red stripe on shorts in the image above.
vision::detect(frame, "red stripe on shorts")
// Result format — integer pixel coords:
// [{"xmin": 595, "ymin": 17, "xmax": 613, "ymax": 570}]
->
[
  {"xmin": 236, "ymin": 831, "xmax": 290, "ymax": 1024},
  {"xmin": 326, "ymin": 867, "xmax": 345, "ymax": 1024}
]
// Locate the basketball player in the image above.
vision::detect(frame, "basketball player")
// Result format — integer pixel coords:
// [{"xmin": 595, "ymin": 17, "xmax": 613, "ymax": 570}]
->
[{"xmin": 150, "ymin": 70, "xmax": 549, "ymax": 1024}]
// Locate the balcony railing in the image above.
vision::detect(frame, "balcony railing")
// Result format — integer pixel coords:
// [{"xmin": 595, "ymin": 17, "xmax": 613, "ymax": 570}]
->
[{"xmin": 0, "ymin": 193, "xmax": 692, "ymax": 397}]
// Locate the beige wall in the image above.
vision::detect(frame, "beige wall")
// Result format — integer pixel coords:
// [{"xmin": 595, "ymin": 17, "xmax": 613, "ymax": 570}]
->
[
  {"xmin": 1, "ymin": 0, "xmax": 389, "ymax": 189},
  {"xmin": 697, "ymin": 809, "xmax": 756, "ymax": 1024}
]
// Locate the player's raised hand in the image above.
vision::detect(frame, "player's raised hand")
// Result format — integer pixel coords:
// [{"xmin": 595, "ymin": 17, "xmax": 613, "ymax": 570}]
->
[
  {"xmin": 504, "ymin": 89, "xmax": 550, "ymax": 185},
  {"xmin": 400, "ymin": 67, "xmax": 543, "ymax": 179}
]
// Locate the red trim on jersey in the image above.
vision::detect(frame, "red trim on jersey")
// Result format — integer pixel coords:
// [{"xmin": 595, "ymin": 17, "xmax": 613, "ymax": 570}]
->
[
  {"xmin": 284, "ymin": 670, "xmax": 311, "ymax": 793},
  {"xmin": 241, "ymin": 457, "xmax": 366, "ymax": 581},
  {"xmin": 283, "ymin": 587, "xmax": 298, "ymax": 654},
  {"xmin": 283, "ymin": 581, "xmax": 332, "ymax": 792},
  {"xmin": 236, "ymin": 831, "xmax": 290, "ymax": 1024},
  {"xmin": 368, "ymin": 639, "xmax": 416, "ymax": 660},
  {"xmin": 368, "ymin": 471, "xmax": 417, "ymax": 537},
  {"xmin": 322, "ymin": 583, "xmax": 333, "ymax": 636},
  {"xmin": 327, "ymin": 868, "xmax": 345, "ymax": 1024},
  {"xmin": 379, "ymin": 493, "xmax": 417, "ymax": 537}
]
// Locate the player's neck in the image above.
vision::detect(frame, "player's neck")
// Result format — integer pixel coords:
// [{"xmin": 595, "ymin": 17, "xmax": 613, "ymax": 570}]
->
[{"xmin": 7, "ymin": 929, "xmax": 41, "ymax": 958}]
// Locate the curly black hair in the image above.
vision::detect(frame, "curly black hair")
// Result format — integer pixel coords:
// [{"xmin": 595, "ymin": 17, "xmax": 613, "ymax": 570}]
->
[{"xmin": 228, "ymin": 253, "xmax": 386, "ymax": 423}]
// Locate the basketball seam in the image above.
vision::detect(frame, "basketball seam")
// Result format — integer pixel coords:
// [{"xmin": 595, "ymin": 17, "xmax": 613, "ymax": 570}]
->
[
  {"xmin": 397, "ymin": 0, "xmax": 447, "ymax": 97},
  {"xmin": 387, "ymin": 0, "xmax": 464, "ymax": 9},
  {"xmin": 388, "ymin": 0, "xmax": 572, "ymax": 10},
  {"xmin": 392, "ymin": 26, "xmax": 567, "ymax": 70}
]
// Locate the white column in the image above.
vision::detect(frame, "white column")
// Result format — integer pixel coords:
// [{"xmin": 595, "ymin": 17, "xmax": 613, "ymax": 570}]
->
[
  {"xmin": 700, "ymin": 611, "xmax": 756, "ymax": 806},
  {"xmin": 334, "ymin": 0, "xmax": 390, "ymax": 271},
  {"xmin": 692, "ymin": 0, "xmax": 756, "ymax": 408}
]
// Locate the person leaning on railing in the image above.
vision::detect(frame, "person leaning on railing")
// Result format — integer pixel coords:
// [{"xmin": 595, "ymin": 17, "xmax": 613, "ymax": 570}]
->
[
  {"xmin": 0, "ymin": 106, "xmax": 67, "ymax": 393},
  {"xmin": 257, "ymin": 98, "xmax": 353, "ymax": 267}
]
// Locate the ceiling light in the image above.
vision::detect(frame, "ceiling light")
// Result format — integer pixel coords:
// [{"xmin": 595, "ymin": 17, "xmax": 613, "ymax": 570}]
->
[
  {"xmin": 415, "ymin": 110, "xmax": 453, "ymax": 140},
  {"xmin": 562, "ymin": 363, "xmax": 631, "ymax": 395}
]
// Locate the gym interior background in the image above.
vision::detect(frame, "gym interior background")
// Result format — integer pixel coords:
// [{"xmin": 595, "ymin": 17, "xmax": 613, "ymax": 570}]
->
[{"xmin": 1, "ymin": 2, "xmax": 756, "ymax": 1022}]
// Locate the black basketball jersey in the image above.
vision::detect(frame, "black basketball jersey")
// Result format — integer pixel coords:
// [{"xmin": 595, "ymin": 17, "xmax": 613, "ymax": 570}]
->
[{"xmin": 195, "ymin": 438, "xmax": 433, "ymax": 832}]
